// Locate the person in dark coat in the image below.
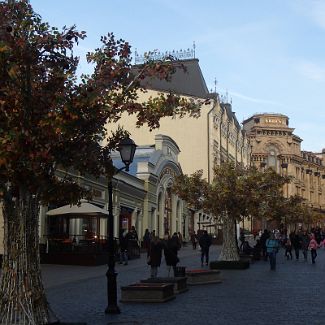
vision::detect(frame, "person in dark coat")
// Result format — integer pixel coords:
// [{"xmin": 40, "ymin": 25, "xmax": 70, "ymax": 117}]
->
[
  {"xmin": 164, "ymin": 233, "xmax": 180, "ymax": 277},
  {"xmin": 119, "ymin": 229, "xmax": 129, "ymax": 265},
  {"xmin": 301, "ymin": 230, "xmax": 309, "ymax": 260},
  {"xmin": 143, "ymin": 228, "xmax": 151, "ymax": 252},
  {"xmin": 147, "ymin": 236, "xmax": 163, "ymax": 278},
  {"xmin": 291, "ymin": 231, "xmax": 302, "ymax": 260},
  {"xmin": 199, "ymin": 230, "xmax": 212, "ymax": 266},
  {"xmin": 191, "ymin": 231, "xmax": 198, "ymax": 250},
  {"xmin": 129, "ymin": 225, "xmax": 138, "ymax": 241},
  {"xmin": 253, "ymin": 239, "xmax": 262, "ymax": 260},
  {"xmin": 259, "ymin": 229, "xmax": 269, "ymax": 261}
]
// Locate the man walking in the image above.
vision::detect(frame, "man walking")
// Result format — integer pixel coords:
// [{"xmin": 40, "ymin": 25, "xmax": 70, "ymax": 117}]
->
[{"xmin": 199, "ymin": 230, "xmax": 212, "ymax": 267}]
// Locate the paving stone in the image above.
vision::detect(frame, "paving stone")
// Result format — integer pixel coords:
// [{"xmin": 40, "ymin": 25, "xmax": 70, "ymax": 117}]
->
[{"xmin": 44, "ymin": 245, "xmax": 325, "ymax": 325}]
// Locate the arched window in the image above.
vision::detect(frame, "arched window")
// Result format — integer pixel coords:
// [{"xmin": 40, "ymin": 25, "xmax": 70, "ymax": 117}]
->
[{"xmin": 267, "ymin": 147, "xmax": 278, "ymax": 171}]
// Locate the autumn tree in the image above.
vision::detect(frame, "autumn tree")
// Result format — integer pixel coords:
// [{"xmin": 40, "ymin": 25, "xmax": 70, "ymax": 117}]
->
[
  {"xmin": 173, "ymin": 163, "xmax": 289, "ymax": 261},
  {"xmin": 0, "ymin": 1, "xmax": 201, "ymax": 324},
  {"xmin": 281, "ymin": 195, "xmax": 319, "ymax": 231}
]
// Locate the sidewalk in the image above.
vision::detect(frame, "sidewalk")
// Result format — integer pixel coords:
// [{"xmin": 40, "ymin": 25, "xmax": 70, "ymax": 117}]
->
[{"xmin": 44, "ymin": 245, "xmax": 325, "ymax": 325}]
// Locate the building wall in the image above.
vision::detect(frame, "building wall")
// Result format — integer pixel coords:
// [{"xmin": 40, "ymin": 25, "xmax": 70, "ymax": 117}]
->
[
  {"xmin": 106, "ymin": 91, "xmax": 251, "ymax": 236},
  {"xmin": 106, "ymin": 90, "xmax": 250, "ymax": 184},
  {"xmin": 243, "ymin": 113, "xmax": 325, "ymax": 227},
  {"xmin": 107, "ymin": 89, "xmax": 211, "ymax": 180}
]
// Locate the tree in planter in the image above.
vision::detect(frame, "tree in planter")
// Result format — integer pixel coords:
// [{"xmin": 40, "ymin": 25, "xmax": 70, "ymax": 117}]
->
[
  {"xmin": 173, "ymin": 162, "xmax": 289, "ymax": 262},
  {"xmin": 0, "ymin": 1, "xmax": 201, "ymax": 324}
]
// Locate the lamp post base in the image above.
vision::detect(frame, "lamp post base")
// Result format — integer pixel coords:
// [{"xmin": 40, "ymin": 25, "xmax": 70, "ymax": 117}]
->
[
  {"xmin": 105, "ymin": 269, "xmax": 121, "ymax": 314},
  {"xmin": 105, "ymin": 305, "xmax": 121, "ymax": 314}
]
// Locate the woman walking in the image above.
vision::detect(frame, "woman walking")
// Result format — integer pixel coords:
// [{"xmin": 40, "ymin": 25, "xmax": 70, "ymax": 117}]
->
[
  {"xmin": 164, "ymin": 233, "xmax": 180, "ymax": 277},
  {"xmin": 147, "ymin": 236, "xmax": 163, "ymax": 278},
  {"xmin": 284, "ymin": 238, "xmax": 292, "ymax": 260},
  {"xmin": 308, "ymin": 234, "xmax": 318, "ymax": 264}
]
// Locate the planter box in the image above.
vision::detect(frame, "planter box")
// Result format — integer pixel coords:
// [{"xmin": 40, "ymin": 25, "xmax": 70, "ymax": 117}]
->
[
  {"xmin": 210, "ymin": 260, "xmax": 250, "ymax": 270},
  {"xmin": 120, "ymin": 283, "xmax": 175, "ymax": 303},
  {"xmin": 185, "ymin": 269, "xmax": 222, "ymax": 285},
  {"xmin": 140, "ymin": 277, "xmax": 188, "ymax": 294}
]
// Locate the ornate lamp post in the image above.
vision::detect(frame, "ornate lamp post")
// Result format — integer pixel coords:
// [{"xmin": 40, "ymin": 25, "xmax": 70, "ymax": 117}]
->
[{"xmin": 105, "ymin": 137, "xmax": 137, "ymax": 314}]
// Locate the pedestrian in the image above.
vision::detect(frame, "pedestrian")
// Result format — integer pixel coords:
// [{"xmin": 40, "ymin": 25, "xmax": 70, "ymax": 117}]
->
[
  {"xmin": 253, "ymin": 239, "xmax": 262, "ymax": 260},
  {"xmin": 164, "ymin": 233, "xmax": 180, "ymax": 277},
  {"xmin": 260, "ymin": 229, "xmax": 270, "ymax": 261},
  {"xmin": 284, "ymin": 238, "xmax": 292, "ymax": 260},
  {"xmin": 199, "ymin": 230, "xmax": 212, "ymax": 267},
  {"xmin": 143, "ymin": 229, "xmax": 151, "ymax": 252},
  {"xmin": 239, "ymin": 230, "xmax": 245, "ymax": 252},
  {"xmin": 308, "ymin": 234, "xmax": 318, "ymax": 264},
  {"xmin": 266, "ymin": 233, "xmax": 280, "ymax": 270},
  {"xmin": 242, "ymin": 240, "xmax": 253, "ymax": 255},
  {"xmin": 129, "ymin": 225, "xmax": 138, "ymax": 241},
  {"xmin": 301, "ymin": 230, "xmax": 309, "ymax": 261},
  {"xmin": 191, "ymin": 231, "xmax": 198, "ymax": 250},
  {"xmin": 291, "ymin": 231, "xmax": 302, "ymax": 260},
  {"xmin": 147, "ymin": 235, "xmax": 163, "ymax": 278},
  {"xmin": 177, "ymin": 232, "xmax": 184, "ymax": 248},
  {"xmin": 314, "ymin": 227, "xmax": 322, "ymax": 245},
  {"xmin": 319, "ymin": 237, "xmax": 325, "ymax": 248},
  {"xmin": 119, "ymin": 229, "xmax": 128, "ymax": 265}
]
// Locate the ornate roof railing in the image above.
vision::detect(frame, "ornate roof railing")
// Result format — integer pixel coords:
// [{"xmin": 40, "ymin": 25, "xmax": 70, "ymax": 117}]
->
[{"xmin": 134, "ymin": 45, "xmax": 195, "ymax": 65}]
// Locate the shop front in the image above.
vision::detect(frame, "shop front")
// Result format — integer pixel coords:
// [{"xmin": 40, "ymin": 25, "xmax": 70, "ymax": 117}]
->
[{"xmin": 41, "ymin": 202, "xmax": 109, "ymax": 266}]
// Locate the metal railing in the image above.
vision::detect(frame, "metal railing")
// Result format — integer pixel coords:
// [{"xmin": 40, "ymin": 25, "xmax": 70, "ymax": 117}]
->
[{"xmin": 40, "ymin": 235, "xmax": 140, "ymax": 259}]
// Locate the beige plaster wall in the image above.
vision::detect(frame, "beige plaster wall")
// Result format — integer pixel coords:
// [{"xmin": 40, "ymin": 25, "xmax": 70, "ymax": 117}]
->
[{"xmin": 106, "ymin": 89, "xmax": 212, "ymax": 179}]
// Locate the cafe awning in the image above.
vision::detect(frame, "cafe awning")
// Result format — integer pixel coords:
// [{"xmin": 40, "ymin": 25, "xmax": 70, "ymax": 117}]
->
[{"xmin": 46, "ymin": 202, "xmax": 109, "ymax": 217}]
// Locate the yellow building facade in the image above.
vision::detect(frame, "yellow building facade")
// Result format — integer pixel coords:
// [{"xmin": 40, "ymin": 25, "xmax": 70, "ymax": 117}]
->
[{"xmin": 106, "ymin": 59, "xmax": 251, "ymax": 233}]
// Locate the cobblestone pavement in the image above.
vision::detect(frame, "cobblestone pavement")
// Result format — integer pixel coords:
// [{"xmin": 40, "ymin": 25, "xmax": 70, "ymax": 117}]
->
[{"xmin": 42, "ymin": 245, "xmax": 325, "ymax": 325}]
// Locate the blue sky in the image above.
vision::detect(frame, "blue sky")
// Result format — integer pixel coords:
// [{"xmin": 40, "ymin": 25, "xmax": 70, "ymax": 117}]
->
[{"xmin": 30, "ymin": 0, "xmax": 325, "ymax": 152}]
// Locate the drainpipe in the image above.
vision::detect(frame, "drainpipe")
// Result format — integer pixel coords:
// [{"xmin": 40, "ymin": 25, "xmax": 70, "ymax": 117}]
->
[{"xmin": 207, "ymin": 100, "xmax": 217, "ymax": 183}]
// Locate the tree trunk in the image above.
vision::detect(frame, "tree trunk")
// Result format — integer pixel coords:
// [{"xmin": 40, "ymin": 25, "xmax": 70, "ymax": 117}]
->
[
  {"xmin": 0, "ymin": 190, "xmax": 52, "ymax": 325},
  {"xmin": 218, "ymin": 215, "xmax": 240, "ymax": 261}
]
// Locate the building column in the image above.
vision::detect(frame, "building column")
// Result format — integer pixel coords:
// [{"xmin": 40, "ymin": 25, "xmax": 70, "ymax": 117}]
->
[
  {"xmin": 171, "ymin": 194, "xmax": 178, "ymax": 234},
  {"xmin": 38, "ymin": 206, "xmax": 47, "ymax": 244},
  {"xmin": 158, "ymin": 192, "xmax": 165, "ymax": 238}
]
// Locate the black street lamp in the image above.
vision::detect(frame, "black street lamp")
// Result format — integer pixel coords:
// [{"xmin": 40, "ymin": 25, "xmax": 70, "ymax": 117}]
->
[{"xmin": 105, "ymin": 137, "xmax": 136, "ymax": 314}]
